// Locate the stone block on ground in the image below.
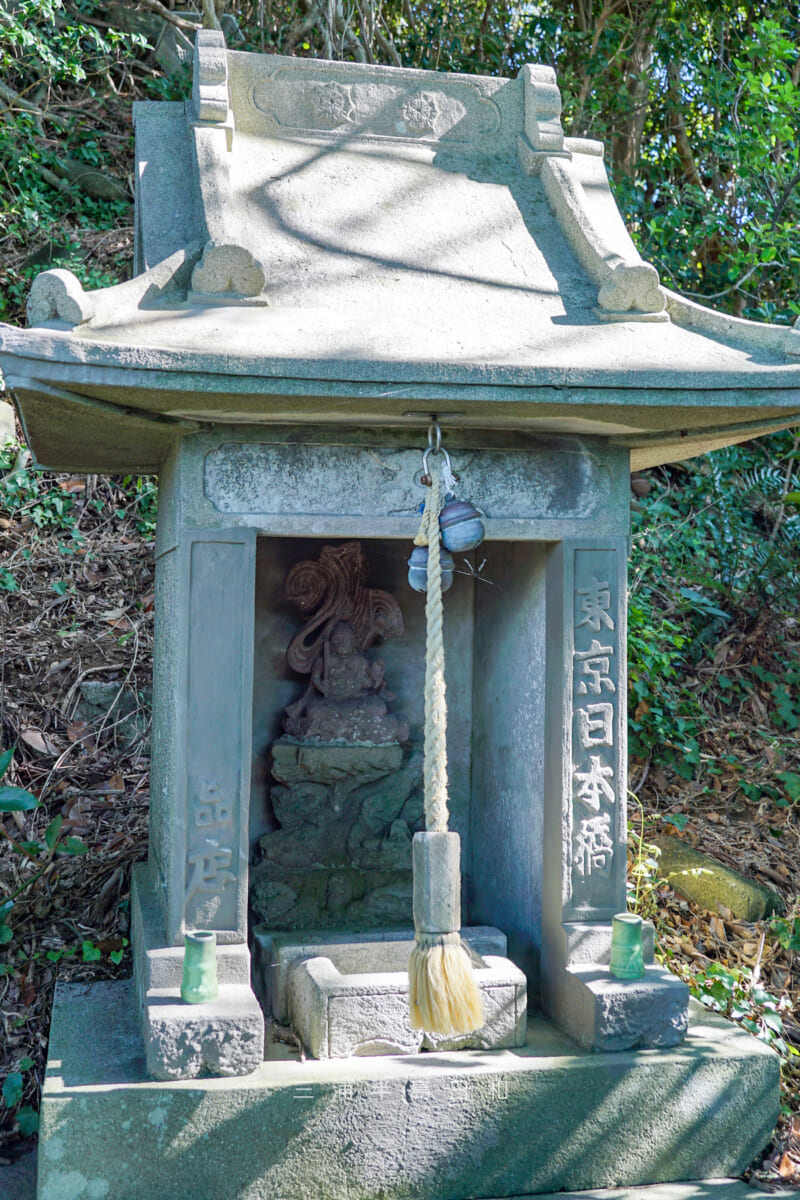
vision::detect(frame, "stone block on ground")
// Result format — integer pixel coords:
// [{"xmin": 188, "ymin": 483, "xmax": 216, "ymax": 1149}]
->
[
  {"xmin": 655, "ymin": 836, "xmax": 783, "ymax": 920},
  {"xmin": 131, "ymin": 862, "xmax": 264, "ymax": 1081},
  {"xmin": 253, "ymin": 924, "xmax": 509, "ymax": 1023},
  {"xmin": 288, "ymin": 948, "xmax": 527, "ymax": 1058},
  {"xmin": 76, "ymin": 679, "xmax": 152, "ymax": 753},
  {"xmin": 143, "ymin": 984, "xmax": 265, "ymax": 1081}
]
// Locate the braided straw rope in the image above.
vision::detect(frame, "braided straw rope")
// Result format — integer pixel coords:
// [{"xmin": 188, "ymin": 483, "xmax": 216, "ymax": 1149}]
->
[
  {"xmin": 414, "ymin": 469, "xmax": 448, "ymax": 833},
  {"xmin": 409, "ymin": 458, "xmax": 484, "ymax": 1036}
]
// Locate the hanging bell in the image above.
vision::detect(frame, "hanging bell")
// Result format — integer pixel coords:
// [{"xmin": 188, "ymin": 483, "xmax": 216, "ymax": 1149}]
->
[
  {"xmin": 407, "ymin": 545, "xmax": 454, "ymax": 593},
  {"xmin": 439, "ymin": 498, "xmax": 485, "ymax": 552}
]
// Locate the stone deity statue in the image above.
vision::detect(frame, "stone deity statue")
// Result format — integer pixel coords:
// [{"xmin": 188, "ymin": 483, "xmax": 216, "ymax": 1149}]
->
[{"xmin": 282, "ymin": 543, "xmax": 409, "ymax": 745}]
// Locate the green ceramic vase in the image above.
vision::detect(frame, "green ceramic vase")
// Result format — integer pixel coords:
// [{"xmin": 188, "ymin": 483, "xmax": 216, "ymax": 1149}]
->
[
  {"xmin": 181, "ymin": 930, "xmax": 219, "ymax": 1004},
  {"xmin": 609, "ymin": 912, "xmax": 645, "ymax": 980}
]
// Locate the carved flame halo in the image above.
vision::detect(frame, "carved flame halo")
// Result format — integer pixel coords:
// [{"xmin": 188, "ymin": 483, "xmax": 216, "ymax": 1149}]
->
[{"xmin": 285, "ymin": 542, "xmax": 404, "ymax": 676}]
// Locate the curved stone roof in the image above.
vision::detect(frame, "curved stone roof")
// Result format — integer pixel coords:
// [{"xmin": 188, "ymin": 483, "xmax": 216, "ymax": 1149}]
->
[{"xmin": 1, "ymin": 40, "xmax": 798, "ymax": 471}]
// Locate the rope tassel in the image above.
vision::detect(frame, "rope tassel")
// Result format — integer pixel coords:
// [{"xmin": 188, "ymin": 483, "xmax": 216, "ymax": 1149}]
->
[{"xmin": 408, "ymin": 464, "xmax": 484, "ymax": 1036}]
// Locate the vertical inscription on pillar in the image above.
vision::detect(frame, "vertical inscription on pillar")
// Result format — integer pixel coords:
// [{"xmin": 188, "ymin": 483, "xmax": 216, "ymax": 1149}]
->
[
  {"xmin": 183, "ymin": 538, "xmax": 251, "ymax": 934},
  {"xmin": 570, "ymin": 549, "xmax": 619, "ymax": 912}
]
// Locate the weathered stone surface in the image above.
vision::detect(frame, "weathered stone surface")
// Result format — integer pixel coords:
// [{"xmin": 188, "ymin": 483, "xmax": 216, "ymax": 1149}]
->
[
  {"xmin": 190, "ymin": 242, "xmax": 266, "ymax": 299},
  {"xmin": 524, "ymin": 1184, "xmax": 778, "ymax": 1200},
  {"xmin": 0, "ymin": 400, "xmax": 15, "ymax": 444},
  {"xmin": 76, "ymin": 680, "xmax": 151, "ymax": 753},
  {"xmin": 131, "ymin": 862, "xmax": 251, "ymax": 996},
  {"xmin": 553, "ymin": 964, "xmax": 690, "ymax": 1052},
  {"xmin": 37, "ymin": 980, "xmax": 780, "ymax": 1200},
  {"xmin": 132, "ymin": 862, "xmax": 264, "ymax": 1083},
  {"xmin": 26, "ymin": 268, "xmax": 94, "ymax": 327},
  {"xmin": 271, "ymin": 740, "xmax": 403, "ymax": 786},
  {"xmin": 597, "ymin": 262, "xmax": 666, "ymax": 315},
  {"xmin": 655, "ymin": 836, "xmax": 783, "ymax": 921},
  {"xmin": 252, "ymin": 740, "xmax": 421, "ymax": 930},
  {"xmin": 281, "ymin": 543, "xmax": 409, "ymax": 743},
  {"xmin": 288, "ymin": 948, "xmax": 527, "ymax": 1059},
  {"xmin": 144, "ymin": 985, "xmax": 264, "ymax": 1081},
  {"xmin": 253, "ymin": 925, "xmax": 509, "ymax": 1023}
]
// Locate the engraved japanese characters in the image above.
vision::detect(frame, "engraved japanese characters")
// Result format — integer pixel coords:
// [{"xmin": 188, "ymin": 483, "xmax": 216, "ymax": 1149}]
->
[{"xmin": 571, "ymin": 552, "xmax": 621, "ymax": 910}]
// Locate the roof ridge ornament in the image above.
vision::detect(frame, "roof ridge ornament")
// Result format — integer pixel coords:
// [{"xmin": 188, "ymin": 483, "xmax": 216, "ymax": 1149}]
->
[
  {"xmin": 27, "ymin": 269, "xmax": 95, "ymax": 328},
  {"xmin": 189, "ymin": 242, "xmax": 269, "ymax": 307},
  {"xmin": 540, "ymin": 156, "xmax": 668, "ymax": 321},
  {"xmin": 26, "ymin": 244, "xmax": 203, "ymax": 329},
  {"xmin": 516, "ymin": 63, "xmax": 667, "ymax": 320},
  {"xmin": 188, "ymin": 28, "xmax": 265, "ymax": 304},
  {"xmin": 192, "ymin": 29, "xmax": 233, "ymax": 136},
  {"xmin": 520, "ymin": 64, "xmax": 567, "ymax": 155},
  {"xmin": 786, "ymin": 318, "xmax": 800, "ymax": 360}
]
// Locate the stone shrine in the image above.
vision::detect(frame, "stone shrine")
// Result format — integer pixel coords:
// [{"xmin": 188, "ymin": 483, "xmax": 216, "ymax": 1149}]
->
[{"xmin": 0, "ymin": 30, "xmax": 797, "ymax": 1200}]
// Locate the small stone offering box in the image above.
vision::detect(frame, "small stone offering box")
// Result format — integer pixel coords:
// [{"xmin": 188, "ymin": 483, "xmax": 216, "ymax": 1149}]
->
[
  {"xmin": 1, "ymin": 30, "xmax": 793, "ymax": 1200},
  {"xmin": 257, "ymin": 926, "xmax": 527, "ymax": 1058}
]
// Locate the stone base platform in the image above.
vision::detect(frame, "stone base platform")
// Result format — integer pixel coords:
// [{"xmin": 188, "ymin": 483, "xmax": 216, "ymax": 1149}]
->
[
  {"xmin": 509, "ymin": 1184, "xmax": 774, "ymax": 1200},
  {"xmin": 37, "ymin": 979, "xmax": 779, "ymax": 1200}
]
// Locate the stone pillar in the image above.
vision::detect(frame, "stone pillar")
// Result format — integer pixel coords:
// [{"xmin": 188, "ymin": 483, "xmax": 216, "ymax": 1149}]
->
[
  {"xmin": 542, "ymin": 538, "xmax": 689, "ymax": 1050},
  {"xmin": 171, "ymin": 528, "xmax": 256, "ymax": 944},
  {"xmin": 132, "ymin": 526, "xmax": 264, "ymax": 1080}
]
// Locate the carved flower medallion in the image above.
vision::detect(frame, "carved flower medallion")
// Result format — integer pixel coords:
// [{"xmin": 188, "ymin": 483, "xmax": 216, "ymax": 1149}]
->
[
  {"xmin": 401, "ymin": 91, "xmax": 438, "ymax": 133},
  {"xmin": 312, "ymin": 82, "xmax": 355, "ymax": 127}
]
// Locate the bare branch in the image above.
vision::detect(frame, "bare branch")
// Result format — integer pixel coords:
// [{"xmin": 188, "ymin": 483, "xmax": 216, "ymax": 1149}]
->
[
  {"xmin": 133, "ymin": 0, "xmax": 198, "ymax": 32},
  {"xmin": 0, "ymin": 82, "xmax": 69, "ymax": 131}
]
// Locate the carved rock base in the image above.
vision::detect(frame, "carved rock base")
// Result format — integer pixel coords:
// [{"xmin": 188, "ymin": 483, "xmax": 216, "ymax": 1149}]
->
[
  {"xmin": 546, "ymin": 963, "xmax": 690, "ymax": 1052},
  {"xmin": 284, "ymin": 933, "xmax": 527, "ymax": 1059},
  {"xmin": 250, "ymin": 740, "xmax": 423, "ymax": 931},
  {"xmin": 132, "ymin": 863, "xmax": 265, "ymax": 1081}
]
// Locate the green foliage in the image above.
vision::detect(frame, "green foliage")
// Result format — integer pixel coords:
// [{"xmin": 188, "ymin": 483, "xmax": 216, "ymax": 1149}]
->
[
  {"xmin": 123, "ymin": 475, "xmax": 159, "ymax": 538},
  {"xmin": 771, "ymin": 914, "xmax": 800, "ymax": 955},
  {"xmin": 626, "ymin": 799, "xmax": 662, "ymax": 922},
  {"xmin": 0, "ymin": 0, "xmax": 148, "ymax": 321},
  {"xmin": 0, "ymin": 750, "xmax": 86, "ymax": 946},
  {"xmin": 688, "ymin": 959, "xmax": 796, "ymax": 1061},
  {"xmin": 0, "ymin": 440, "xmax": 84, "ymax": 541},
  {"xmin": 628, "ymin": 431, "xmax": 800, "ymax": 782},
  {"xmin": 1, "ymin": 1055, "xmax": 38, "ymax": 1136}
]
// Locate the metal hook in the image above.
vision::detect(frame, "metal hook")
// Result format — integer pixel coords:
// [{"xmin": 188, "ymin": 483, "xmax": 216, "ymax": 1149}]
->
[
  {"xmin": 421, "ymin": 442, "xmax": 452, "ymax": 481},
  {"xmin": 420, "ymin": 418, "xmax": 457, "ymax": 486}
]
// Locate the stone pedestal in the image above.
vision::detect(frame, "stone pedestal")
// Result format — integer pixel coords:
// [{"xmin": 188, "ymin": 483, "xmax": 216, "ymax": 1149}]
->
[
  {"xmin": 541, "ymin": 540, "xmax": 690, "ymax": 1048},
  {"xmin": 36, "ymin": 979, "xmax": 779, "ymax": 1200},
  {"xmin": 132, "ymin": 862, "xmax": 264, "ymax": 1080}
]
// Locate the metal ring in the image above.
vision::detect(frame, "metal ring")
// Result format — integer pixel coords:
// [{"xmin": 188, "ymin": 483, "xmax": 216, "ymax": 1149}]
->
[
  {"xmin": 422, "ymin": 443, "xmax": 452, "ymax": 476},
  {"xmin": 427, "ymin": 420, "xmax": 442, "ymax": 453}
]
